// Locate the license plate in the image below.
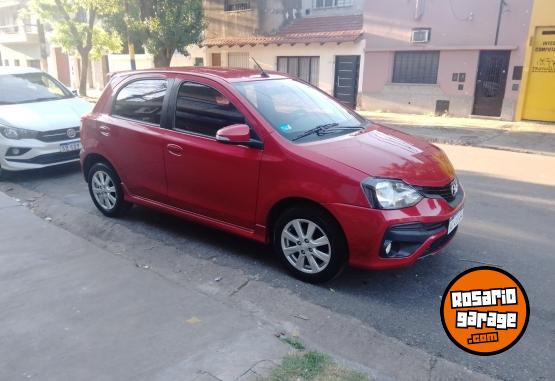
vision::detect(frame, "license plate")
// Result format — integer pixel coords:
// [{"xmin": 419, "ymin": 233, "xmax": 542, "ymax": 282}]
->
[
  {"xmin": 448, "ymin": 209, "xmax": 464, "ymax": 235},
  {"xmin": 59, "ymin": 142, "xmax": 81, "ymax": 152}
]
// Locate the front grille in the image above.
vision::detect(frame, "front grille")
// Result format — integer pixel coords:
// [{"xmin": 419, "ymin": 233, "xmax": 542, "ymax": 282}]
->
[
  {"xmin": 37, "ymin": 127, "xmax": 80, "ymax": 142},
  {"xmin": 416, "ymin": 183, "xmax": 456, "ymax": 202},
  {"xmin": 6, "ymin": 150, "xmax": 79, "ymax": 165}
]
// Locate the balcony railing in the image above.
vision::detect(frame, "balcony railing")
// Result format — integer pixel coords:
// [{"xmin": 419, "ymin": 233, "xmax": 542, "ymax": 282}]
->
[
  {"xmin": 225, "ymin": 1, "xmax": 251, "ymax": 12},
  {"xmin": 0, "ymin": 23, "xmax": 39, "ymax": 44}
]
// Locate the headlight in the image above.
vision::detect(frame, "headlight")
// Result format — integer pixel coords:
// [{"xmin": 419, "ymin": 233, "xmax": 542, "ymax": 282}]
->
[
  {"xmin": 0, "ymin": 125, "xmax": 39, "ymax": 140},
  {"xmin": 362, "ymin": 178, "xmax": 423, "ymax": 209}
]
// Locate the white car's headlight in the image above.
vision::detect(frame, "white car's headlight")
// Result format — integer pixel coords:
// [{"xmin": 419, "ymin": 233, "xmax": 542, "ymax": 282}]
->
[
  {"xmin": 0, "ymin": 125, "xmax": 38, "ymax": 140},
  {"xmin": 362, "ymin": 178, "xmax": 423, "ymax": 209}
]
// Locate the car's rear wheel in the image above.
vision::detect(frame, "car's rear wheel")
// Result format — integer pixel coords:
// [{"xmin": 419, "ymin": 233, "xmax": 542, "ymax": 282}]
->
[
  {"xmin": 87, "ymin": 162, "xmax": 131, "ymax": 217},
  {"xmin": 273, "ymin": 206, "xmax": 348, "ymax": 283}
]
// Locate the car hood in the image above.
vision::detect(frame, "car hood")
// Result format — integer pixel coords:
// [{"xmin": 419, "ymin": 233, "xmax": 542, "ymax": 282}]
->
[
  {"xmin": 0, "ymin": 97, "xmax": 92, "ymax": 132},
  {"xmin": 302, "ymin": 124, "xmax": 456, "ymax": 187}
]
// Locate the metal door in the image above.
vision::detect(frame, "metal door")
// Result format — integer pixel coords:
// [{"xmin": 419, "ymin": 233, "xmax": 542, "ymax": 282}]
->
[
  {"xmin": 472, "ymin": 51, "xmax": 510, "ymax": 117},
  {"xmin": 334, "ymin": 55, "xmax": 360, "ymax": 108}
]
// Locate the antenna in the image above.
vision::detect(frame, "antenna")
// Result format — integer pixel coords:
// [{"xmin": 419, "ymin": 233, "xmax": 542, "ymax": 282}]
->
[{"xmin": 251, "ymin": 57, "xmax": 270, "ymax": 78}]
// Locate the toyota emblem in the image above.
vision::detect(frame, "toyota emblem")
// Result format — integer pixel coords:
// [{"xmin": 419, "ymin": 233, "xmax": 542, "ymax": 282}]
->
[
  {"xmin": 67, "ymin": 128, "xmax": 77, "ymax": 139},
  {"xmin": 450, "ymin": 179, "xmax": 458, "ymax": 196}
]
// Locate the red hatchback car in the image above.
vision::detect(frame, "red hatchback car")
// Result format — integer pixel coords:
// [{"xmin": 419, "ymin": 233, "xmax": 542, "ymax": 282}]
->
[{"xmin": 80, "ymin": 67, "xmax": 464, "ymax": 282}]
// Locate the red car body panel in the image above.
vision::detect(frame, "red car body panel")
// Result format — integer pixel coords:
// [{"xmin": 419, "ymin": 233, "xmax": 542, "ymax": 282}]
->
[{"xmin": 81, "ymin": 68, "xmax": 464, "ymax": 270}]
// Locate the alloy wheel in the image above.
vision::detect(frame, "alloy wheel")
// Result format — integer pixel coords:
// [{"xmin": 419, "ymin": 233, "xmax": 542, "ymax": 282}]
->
[
  {"xmin": 281, "ymin": 218, "xmax": 331, "ymax": 274},
  {"xmin": 91, "ymin": 170, "xmax": 118, "ymax": 211}
]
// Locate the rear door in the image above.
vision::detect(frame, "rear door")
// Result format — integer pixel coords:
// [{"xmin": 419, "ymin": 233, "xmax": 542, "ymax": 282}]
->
[
  {"xmin": 161, "ymin": 77, "xmax": 262, "ymax": 228},
  {"xmin": 96, "ymin": 76, "xmax": 170, "ymax": 202}
]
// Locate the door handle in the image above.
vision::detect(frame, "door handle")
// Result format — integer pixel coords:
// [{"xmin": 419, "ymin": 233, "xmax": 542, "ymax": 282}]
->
[
  {"xmin": 99, "ymin": 125, "xmax": 110, "ymax": 137},
  {"xmin": 167, "ymin": 144, "xmax": 183, "ymax": 156}
]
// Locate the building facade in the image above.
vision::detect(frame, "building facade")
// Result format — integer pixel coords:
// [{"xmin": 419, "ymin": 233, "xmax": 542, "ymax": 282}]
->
[
  {"xmin": 0, "ymin": 0, "xmax": 41, "ymax": 69},
  {"xmin": 361, "ymin": 0, "xmax": 535, "ymax": 120},
  {"xmin": 186, "ymin": 0, "xmax": 365, "ymax": 107},
  {"xmin": 515, "ymin": 0, "xmax": 555, "ymax": 122}
]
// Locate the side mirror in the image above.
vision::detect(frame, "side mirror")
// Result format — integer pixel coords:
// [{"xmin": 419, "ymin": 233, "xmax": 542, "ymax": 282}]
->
[
  {"xmin": 216, "ymin": 124, "xmax": 263, "ymax": 149},
  {"xmin": 69, "ymin": 88, "xmax": 79, "ymax": 96}
]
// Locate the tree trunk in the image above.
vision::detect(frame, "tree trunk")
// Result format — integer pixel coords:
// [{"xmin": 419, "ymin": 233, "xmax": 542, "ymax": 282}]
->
[
  {"xmin": 79, "ymin": 51, "xmax": 90, "ymax": 97},
  {"xmin": 153, "ymin": 48, "xmax": 174, "ymax": 67}
]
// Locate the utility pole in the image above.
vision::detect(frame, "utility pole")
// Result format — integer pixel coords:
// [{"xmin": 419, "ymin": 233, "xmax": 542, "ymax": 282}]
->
[
  {"xmin": 125, "ymin": 0, "xmax": 136, "ymax": 70},
  {"xmin": 494, "ymin": 0, "xmax": 507, "ymax": 46},
  {"xmin": 37, "ymin": 20, "xmax": 48, "ymax": 72}
]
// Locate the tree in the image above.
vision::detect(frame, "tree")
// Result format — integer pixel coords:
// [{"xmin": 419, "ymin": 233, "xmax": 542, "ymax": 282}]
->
[
  {"xmin": 28, "ymin": 0, "xmax": 122, "ymax": 96},
  {"xmin": 129, "ymin": 0, "xmax": 205, "ymax": 67}
]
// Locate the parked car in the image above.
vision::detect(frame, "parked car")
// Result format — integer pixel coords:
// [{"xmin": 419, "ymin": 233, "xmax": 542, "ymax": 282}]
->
[
  {"xmin": 80, "ymin": 68, "xmax": 464, "ymax": 282},
  {"xmin": 0, "ymin": 67, "xmax": 92, "ymax": 178}
]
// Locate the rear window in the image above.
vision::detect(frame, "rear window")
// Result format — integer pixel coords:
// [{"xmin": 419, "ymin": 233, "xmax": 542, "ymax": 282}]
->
[
  {"xmin": 112, "ymin": 79, "xmax": 167, "ymax": 125},
  {"xmin": 0, "ymin": 72, "xmax": 72, "ymax": 105}
]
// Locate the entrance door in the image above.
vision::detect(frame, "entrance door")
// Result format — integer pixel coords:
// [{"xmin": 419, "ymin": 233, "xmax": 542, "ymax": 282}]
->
[
  {"xmin": 522, "ymin": 27, "xmax": 555, "ymax": 122},
  {"xmin": 473, "ymin": 51, "xmax": 510, "ymax": 117},
  {"xmin": 211, "ymin": 53, "xmax": 221, "ymax": 67},
  {"xmin": 334, "ymin": 55, "xmax": 360, "ymax": 108}
]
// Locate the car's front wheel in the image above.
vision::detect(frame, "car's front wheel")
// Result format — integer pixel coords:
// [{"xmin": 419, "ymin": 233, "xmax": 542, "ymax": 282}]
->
[
  {"xmin": 87, "ymin": 162, "xmax": 131, "ymax": 217},
  {"xmin": 273, "ymin": 206, "xmax": 348, "ymax": 283}
]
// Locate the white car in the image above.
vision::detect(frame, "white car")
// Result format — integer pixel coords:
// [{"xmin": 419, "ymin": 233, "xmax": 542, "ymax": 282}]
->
[{"xmin": 0, "ymin": 66, "xmax": 92, "ymax": 178}]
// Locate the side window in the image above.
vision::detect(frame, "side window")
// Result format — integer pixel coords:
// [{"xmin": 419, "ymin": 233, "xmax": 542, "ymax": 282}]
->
[
  {"xmin": 174, "ymin": 82, "xmax": 245, "ymax": 137},
  {"xmin": 113, "ymin": 79, "xmax": 167, "ymax": 125}
]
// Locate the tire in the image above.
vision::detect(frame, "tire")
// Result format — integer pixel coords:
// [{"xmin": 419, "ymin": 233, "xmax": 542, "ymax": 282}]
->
[
  {"xmin": 87, "ymin": 162, "xmax": 131, "ymax": 217},
  {"xmin": 273, "ymin": 205, "xmax": 348, "ymax": 283}
]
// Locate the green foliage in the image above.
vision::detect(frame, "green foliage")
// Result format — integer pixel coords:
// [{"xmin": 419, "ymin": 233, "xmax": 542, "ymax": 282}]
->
[
  {"xmin": 268, "ymin": 352, "xmax": 328, "ymax": 381},
  {"xmin": 281, "ymin": 336, "xmax": 307, "ymax": 351},
  {"xmin": 119, "ymin": 0, "xmax": 205, "ymax": 66},
  {"xmin": 28, "ymin": 0, "xmax": 122, "ymax": 57},
  {"xmin": 140, "ymin": 0, "xmax": 204, "ymax": 54}
]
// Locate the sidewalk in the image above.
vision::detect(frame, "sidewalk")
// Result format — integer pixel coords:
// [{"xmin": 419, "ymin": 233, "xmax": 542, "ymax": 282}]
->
[
  {"xmin": 359, "ymin": 111, "xmax": 555, "ymax": 156},
  {"xmin": 0, "ymin": 191, "xmax": 495, "ymax": 381},
  {"xmin": 0, "ymin": 193, "xmax": 289, "ymax": 381}
]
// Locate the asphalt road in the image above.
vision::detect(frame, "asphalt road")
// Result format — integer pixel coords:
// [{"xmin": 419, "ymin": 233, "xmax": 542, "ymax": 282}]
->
[{"xmin": 1, "ymin": 144, "xmax": 554, "ymax": 381}]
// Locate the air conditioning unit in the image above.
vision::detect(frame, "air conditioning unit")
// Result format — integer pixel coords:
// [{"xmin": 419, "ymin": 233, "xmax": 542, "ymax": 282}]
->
[{"xmin": 411, "ymin": 28, "xmax": 431, "ymax": 43}]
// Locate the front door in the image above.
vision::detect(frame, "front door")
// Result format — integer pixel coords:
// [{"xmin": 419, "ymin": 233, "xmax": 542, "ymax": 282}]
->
[
  {"xmin": 163, "ymin": 79, "xmax": 261, "ymax": 228},
  {"xmin": 333, "ymin": 55, "xmax": 360, "ymax": 108},
  {"xmin": 473, "ymin": 51, "xmax": 510, "ymax": 117}
]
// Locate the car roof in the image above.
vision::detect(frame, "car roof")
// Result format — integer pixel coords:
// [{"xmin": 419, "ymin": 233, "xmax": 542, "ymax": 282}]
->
[
  {"xmin": 0, "ymin": 66, "xmax": 43, "ymax": 75},
  {"xmin": 111, "ymin": 66, "xmax": 290, "ymax": 83}
]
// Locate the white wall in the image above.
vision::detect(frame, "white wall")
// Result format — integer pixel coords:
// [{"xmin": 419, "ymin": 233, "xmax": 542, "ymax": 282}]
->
[
  {"xmin": 107, "ymin": 54, "xmax": 154, "ymax": 72},
  {"xmin": 199, "ymin": 41, "xmax": 365, "ymax": 96}
]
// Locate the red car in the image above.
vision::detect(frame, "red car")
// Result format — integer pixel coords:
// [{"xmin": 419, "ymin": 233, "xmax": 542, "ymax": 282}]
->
[{"xmin": 80, "ymin": 68, "xmax": 464, "ymax": 282}]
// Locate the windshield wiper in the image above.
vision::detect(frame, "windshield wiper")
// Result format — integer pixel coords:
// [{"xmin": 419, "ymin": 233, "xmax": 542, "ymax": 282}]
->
[{"xmin": 292, "ymin": 123, "xmax": 363, "ymax": 142}]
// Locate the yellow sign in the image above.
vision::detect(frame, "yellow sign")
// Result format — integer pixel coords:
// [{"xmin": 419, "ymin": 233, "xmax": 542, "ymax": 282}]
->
[{"xmin": 523, "ymin": 27, "xmax": 555, "ymax": 121}]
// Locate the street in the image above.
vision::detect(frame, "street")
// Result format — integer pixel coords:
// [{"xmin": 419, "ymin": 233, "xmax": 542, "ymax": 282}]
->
[{"xmin": 1, "ymin": 143, "xmax": 554, "ymax": 381}]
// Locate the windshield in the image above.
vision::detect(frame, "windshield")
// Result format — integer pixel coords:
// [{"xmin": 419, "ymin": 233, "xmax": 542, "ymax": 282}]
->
[
  {"xmin": 234, "ymin": 79, "xmax": 367, "ymax": 143},
  {"xmin": 0, "ymin": 72, "xmax": 73, "ymax": 105}
]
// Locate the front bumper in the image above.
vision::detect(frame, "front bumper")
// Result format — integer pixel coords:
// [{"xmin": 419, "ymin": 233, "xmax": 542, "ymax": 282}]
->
[
  {"xmin": 326, "ymin": 188, "xmax": 465, "ymax": 270},
  {"xmin": 0, "ymin": 137, "xmax": 81, "ymax": 171}
]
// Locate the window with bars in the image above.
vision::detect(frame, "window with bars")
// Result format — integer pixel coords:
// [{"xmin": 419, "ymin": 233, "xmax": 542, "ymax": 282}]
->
[
  {"xmin": 225, "ymin": 0, "xmax": 251, "ymax": 12},
  {"xmin": 228, "ymin": 52, "xmax": 250, "ymax": 69},
  {"xmin": 313, "ymin": 0, "xmax": 353, "ymax": 9},
  {"xmin": 277, "ymin": 56, "xmax": 320, "ymax": 86},
  {"xmin": 392, "ymin": 51, "xmax": 440, "ymax": 84}
]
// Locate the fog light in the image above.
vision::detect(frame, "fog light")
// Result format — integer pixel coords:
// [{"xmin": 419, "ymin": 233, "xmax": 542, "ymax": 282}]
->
[
  {"xmin": 383, "ymin": 240, "xmax": 392, "ymax": 256},
  {"xmin": 6, "ymin": 147, "xmax": 30, "ymax": 156}
]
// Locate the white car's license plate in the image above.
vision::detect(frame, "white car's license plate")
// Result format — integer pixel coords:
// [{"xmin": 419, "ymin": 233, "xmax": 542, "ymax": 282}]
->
[
  {"xmin": 448, "ymin": 209, "xmax": 464, "ymax": 235},
  {"xmin": 59, "ymin": 142, "xmax": 81, "ymax": 153}
]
